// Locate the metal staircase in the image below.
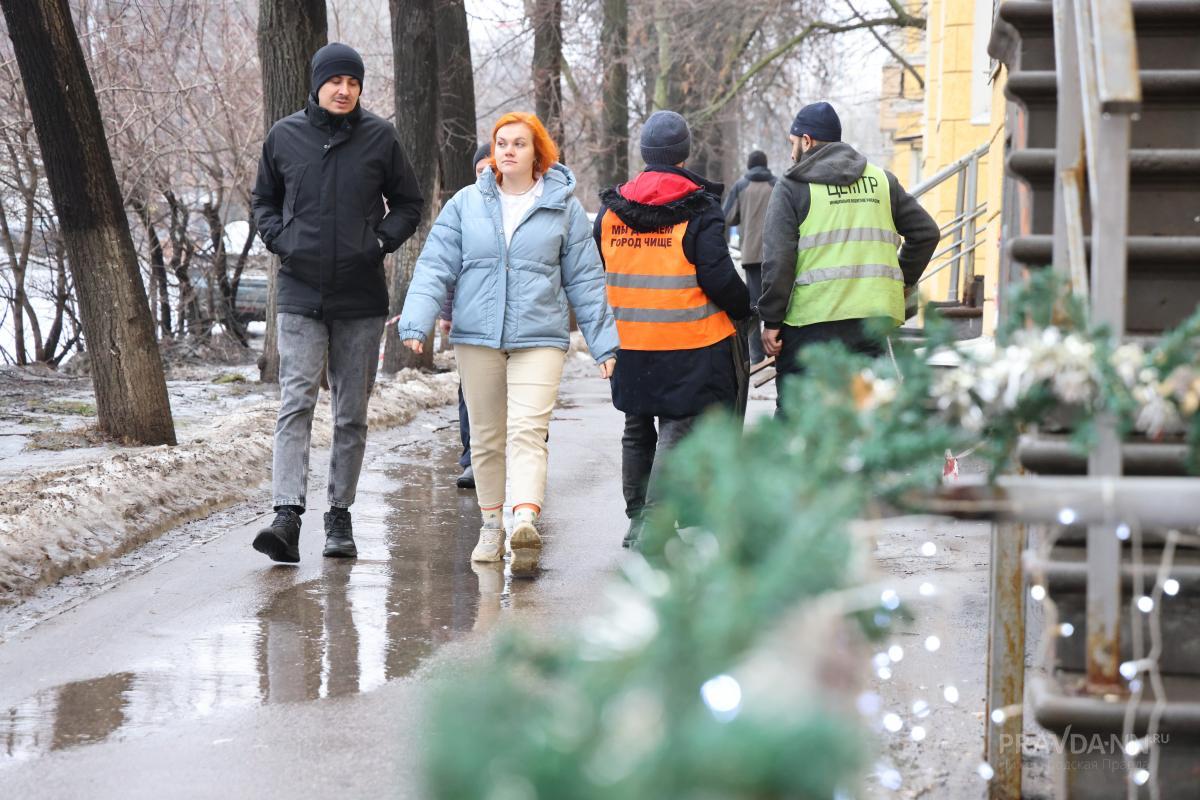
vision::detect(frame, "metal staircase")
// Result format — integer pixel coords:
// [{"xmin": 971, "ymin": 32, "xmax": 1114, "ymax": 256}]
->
[{"xmin": 984, "ymin": 1, "xmax": 1200, "ymax": 797}]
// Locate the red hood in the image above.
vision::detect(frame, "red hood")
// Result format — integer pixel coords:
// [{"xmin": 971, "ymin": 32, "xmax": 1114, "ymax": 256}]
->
[{"xmin": 618, "ymin": 170, "xmax": 702, "ymax": 206}]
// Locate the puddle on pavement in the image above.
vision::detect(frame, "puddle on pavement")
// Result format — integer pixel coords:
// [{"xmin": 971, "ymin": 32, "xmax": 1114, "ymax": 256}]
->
[{"xmin": 0, "ymin": 428, "xmax": 523, "ymax": 764}]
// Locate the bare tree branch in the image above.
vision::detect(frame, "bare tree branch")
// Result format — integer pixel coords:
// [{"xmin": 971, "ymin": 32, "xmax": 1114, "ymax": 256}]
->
[
  {"xmin": 694, "ymin": 11, "xmax": 925, "ymax": 123},
  {"xmin": 846, "ymin": 0, "xmax": 924, "ymax": 90}
]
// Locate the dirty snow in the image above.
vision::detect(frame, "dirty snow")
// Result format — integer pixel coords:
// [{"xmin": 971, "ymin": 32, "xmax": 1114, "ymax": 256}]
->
[{"xmin": 0, "ymin": 364, "xmax": 457, "ymax": 601}]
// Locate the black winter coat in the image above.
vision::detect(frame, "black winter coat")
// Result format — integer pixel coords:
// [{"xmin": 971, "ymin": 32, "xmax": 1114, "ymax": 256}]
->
[
  {"xmin": 251, "ymin": 97, "xmax": 423, "ymax": 319},
  {"xmin": 594, "ymin": 166, "xmax": 751, "ymax": 418}
]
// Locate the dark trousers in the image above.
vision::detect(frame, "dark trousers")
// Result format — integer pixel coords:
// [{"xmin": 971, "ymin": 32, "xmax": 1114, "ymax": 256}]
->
[
  {"xmin": 775, "ymin": 319, "xmax": 887, "ymax": 414},
  {"xmin": 457, "ymin": 386, "xmax": 471, "ymax": 468},
  {"xmin": 743, "ymin": 263, "xmax": 765, "ymax": 364},
  {"xmin": 621, "ymin": 413, "xmax": 697, "ymax": 520}
]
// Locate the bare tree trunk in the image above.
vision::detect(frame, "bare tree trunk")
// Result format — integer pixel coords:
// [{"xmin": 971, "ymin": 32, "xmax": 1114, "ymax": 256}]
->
[
  {"xmin": 384, "ymin": 0, "xmax": 439, "ymax": 374},
  {"xmin": 435, "ymin": 0, "xmax": 478, "ymax": 202},
  {"xmin": 201, "ymin": 201, "xmax": 248, "ymax": 346},
  {"xmin": 0, "ymin": 204, "xmax": 27, "ymax": 365},
  {"xmin": 1, "ymin": 0, "xmax": 175, "ymax": 445},
  {"xmin": 257, "ymin": 0, "xmax": 326, "ymax": 382},
  {"xmin": 132, "ymin": 197, "xmax": 173, "ymax": 337},
  {"xmin": 165, "ymin": 190, "xmax": 201, "ymax": 336},
  {"xmin": 599, "ymin": 0, "xmax": 629, "ymax": 188},
  {"xmin": 531, "ymin": 0, "xmax": 564, "ymax": 147},
  {"xmin": 40, "ymin": 240, "xmax": 70, "ymax": 364}
]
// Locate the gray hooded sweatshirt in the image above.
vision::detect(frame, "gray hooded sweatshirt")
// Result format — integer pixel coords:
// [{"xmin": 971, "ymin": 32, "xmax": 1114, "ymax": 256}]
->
[{"xmin": 758, "ymin": 142, "xmax": 940, "ymax": 328}]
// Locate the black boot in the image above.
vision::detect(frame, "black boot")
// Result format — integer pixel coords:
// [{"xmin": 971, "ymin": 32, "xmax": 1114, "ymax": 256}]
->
[
  {"xmin": 622, "ymin": 517, "xmax": 644, "ymax": 550},
  {"xmin": 323, "ymin": 507, "xmax": 357, "ymax": 558},
  {"xmin": 253, "ymin": 508, "xmax": 301, "ymax": 563}
]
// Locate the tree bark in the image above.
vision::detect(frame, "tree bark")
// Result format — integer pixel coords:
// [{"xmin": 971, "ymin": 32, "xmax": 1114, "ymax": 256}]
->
[
  {"xmin": 531, "ymin": 0, "xmax": 564, "ymax": 147},
  {"xmin": 599, "ymin": 0, "xmax": 629, "ymax": 188},
  {"xmin": 257, "ymin": 0, "xmax": 326, "ymax": 382},
  {"xmin": 1, "ymin": 0, "xmax": 175, "ymax": 445},
  {"xmin": 435, "ymin": 0, "xmax": 478, "ymax": 202},
  {"xmin": 383, "ymin": 0, "xmax": 439, "ymax": 373}
]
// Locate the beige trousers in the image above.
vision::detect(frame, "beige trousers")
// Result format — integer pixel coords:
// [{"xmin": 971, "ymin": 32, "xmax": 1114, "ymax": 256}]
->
[{"xmin": 455, "ymin": 344, "xmax": 566, "ymax": 510}]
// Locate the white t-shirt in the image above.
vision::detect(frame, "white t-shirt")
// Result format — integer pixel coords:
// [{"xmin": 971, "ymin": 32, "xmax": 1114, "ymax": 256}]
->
[{"xmin": 498, "ymin": 177, "xmax": 544, "ymax": 247}]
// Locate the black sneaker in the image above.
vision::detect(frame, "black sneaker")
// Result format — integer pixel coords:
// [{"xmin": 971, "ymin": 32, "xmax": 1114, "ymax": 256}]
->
[
  {"xmin": 456, "ymin": 464, "xmax": 475, "ymax": 489},
  {"xmin": 253, "ymin": 509, "xmax": 301, "ymax": 563},
  {"xmin": 323, "ymin": 508, "xmax": 357, "ymax": 558}
]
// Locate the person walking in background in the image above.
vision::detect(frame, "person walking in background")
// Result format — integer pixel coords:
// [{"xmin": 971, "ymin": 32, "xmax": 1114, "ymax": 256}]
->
[
  {"xmin": 595, "ymin": 110, "xmax": 751, "ymax": 549},
  {"xmin": 398, "ymin": 112, "xmax": 618, "ymax": 575},
  {"xmin": 438, "ymin": 142, "xmax": 494, "ymax": 491},
  {"xmin": 249, "ymin": 43, "xmax": 423, "ymax": 562},
  {"xmin": 724, "ymin": 150, "xmax": 777, "ymax": 366},
  {"xmin": 760, "ymin": 101, "xmax": 938, "ymax": 413}
]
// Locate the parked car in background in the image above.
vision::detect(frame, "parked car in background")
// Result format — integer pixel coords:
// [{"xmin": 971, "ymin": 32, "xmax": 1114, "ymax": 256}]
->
[
  {"xmin": 233, "ymin": 273, "xmax": 269, "ymax": 323},
  {"xmin": 190, "ymin": 272, "xmax": 270, "ymax": 324}
]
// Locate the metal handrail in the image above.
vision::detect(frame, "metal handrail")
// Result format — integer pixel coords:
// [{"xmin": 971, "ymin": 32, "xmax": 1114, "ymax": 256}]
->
[
  {"xmin": 907, "ymin": 141, "xmax": 990, "ymax": 304},
  {"xmin": 910, "ymin": 141, "xmax": 991, "ymax": 199}
]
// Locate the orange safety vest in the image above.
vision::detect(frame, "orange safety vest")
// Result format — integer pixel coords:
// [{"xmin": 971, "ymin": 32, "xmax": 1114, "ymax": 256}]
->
[{"xmin": 600, "ymin": 211, "xmax": 735, "ymax": 351}]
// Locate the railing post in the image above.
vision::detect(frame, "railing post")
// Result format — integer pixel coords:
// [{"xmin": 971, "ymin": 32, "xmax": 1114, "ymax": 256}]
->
[
  {"xmin": 1051, "ymin": 0, "xmax": 1085, "ymax": 275},
  {"xmin": 962, "ymin": 154, "xmax": 980, "ymax": 297},
  {"xmin": 948, "ymin": 166, "xmax": 967, "ymax": 301},
  {"xmin": 1074, "ymin": 0, "xmax": 1137, "ymax": 696},
  {"xmin": 986, "ymin": 522, "xmax": 1027, "ymax": 800}
]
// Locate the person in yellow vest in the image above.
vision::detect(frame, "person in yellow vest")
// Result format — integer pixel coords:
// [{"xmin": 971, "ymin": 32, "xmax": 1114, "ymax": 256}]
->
[
  {"xmin": 593, "ymin": 110, "xmax": 751, "ymax": 549},
  {"xmin": 759, "ymin": 102, "xmax": 939, "ymax": 412}
]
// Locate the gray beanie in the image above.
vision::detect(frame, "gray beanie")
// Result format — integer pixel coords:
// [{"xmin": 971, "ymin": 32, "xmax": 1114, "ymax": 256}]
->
[
  {"xmin": 640, "ymin": 110, "xmax": 691, "ymax": 166},
  {"xmin": 472, "ymin": 142, "xmax": 491, "ymax": 168},
  {"xmin": 311, "ymin": 43, "xmax": 365, "ymax": 94}
]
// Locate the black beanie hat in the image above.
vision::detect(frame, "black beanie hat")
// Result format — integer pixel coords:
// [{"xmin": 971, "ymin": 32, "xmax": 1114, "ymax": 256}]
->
[
  {"xmin": 747, "ymin": 150, "xmax": 768, "ymax": 169},
  {"xmin": 472, "ymin": 142, "xmax": 491, "ymax": 168},
  {"xmin": 790, "ymin": 102, "xmax": 842, "ymax": 142},
  {"xmin": 311, "ymin": 42, "xmax": 365, "ymax": 94}
]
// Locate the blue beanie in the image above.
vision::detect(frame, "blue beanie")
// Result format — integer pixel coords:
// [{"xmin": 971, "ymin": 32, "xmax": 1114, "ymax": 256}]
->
[
  {"xmin": 311, "ymin": 43, "xmax": 365, "ymax": 94},
  {"xmin": 640, "ymin": 110, "xmax": 692, "ymax": 166},
  {"xmin": 790, "ymin": 102, "xmax": 842, "ymax": 142}
]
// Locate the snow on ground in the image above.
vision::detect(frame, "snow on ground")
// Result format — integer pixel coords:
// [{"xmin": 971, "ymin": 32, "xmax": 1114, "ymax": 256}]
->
[{"xmin": 0, "ymin": 356, "xmax": 458, "ymax": 602}]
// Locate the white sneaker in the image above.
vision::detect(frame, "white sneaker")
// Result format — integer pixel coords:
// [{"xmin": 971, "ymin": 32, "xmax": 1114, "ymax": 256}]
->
[
  {"xmin": 471, "ymin": 525, "xmax": 506, "ymax": 562},
  {"xmin": 510, "ymin": 511, "xmax": 542, "ymax": 576}
]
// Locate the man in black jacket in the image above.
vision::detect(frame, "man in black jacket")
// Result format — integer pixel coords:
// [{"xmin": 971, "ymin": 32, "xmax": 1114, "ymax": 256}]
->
[
  {"xmin": 594, "ymin": 110, "xmax": 751, "ymax": 548},
  {"xmin": 250, "ymin": 42, "xmax": 423, "ymax": 562}
]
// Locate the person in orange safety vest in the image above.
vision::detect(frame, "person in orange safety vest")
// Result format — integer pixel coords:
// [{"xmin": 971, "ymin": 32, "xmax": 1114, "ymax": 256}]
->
[{"xmin": 593, "ymin": 110, "xmax": 751, "ymax": 549}]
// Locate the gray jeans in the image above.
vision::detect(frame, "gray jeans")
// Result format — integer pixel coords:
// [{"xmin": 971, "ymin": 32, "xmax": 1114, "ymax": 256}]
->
[
  {"xmin": 621, "ymin": 413, "xmax": 697, "ymax": 521},
  {"xmin": 273, "ymin": 313, "xmax": 384, "ymax": 510}
]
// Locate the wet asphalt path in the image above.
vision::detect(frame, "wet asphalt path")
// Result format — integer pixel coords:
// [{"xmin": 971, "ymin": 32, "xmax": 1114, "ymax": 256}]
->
[{"xmin": 0, "ymin": 371, "xmax": 632, "ymax": 799}]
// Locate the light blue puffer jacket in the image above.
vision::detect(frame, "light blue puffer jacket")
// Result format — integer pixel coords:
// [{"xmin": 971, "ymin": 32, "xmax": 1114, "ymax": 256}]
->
[{"xmin": 397, "ymin": 164, "xmax": 619, "ymax": 363}]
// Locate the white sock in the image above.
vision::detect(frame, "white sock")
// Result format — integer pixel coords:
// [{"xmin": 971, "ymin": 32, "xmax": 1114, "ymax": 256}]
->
[
  {"xmin": 481, "ymin": 508, "xmax": 503, "ymax": 529},
  {"xmin": 514, "ymin": 507, "xmax": 538, "ymax": 525}
]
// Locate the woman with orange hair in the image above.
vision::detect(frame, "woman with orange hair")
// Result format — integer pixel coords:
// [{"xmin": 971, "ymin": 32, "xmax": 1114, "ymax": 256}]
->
[{"xmin": 397, "ymin": 112, "xmax": 618, "ymax": 574}]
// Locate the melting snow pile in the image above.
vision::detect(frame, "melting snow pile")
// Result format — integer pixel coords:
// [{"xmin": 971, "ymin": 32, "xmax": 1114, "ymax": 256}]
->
[{"xmin": 0, "ymin": 369, "xmax": 457, "ymax": 600}]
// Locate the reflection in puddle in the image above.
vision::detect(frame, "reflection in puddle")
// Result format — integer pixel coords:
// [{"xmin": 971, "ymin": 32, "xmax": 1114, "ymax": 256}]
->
[{"xmin": 1, "ymin": 433, "xmax": 520, "ymax": 763}]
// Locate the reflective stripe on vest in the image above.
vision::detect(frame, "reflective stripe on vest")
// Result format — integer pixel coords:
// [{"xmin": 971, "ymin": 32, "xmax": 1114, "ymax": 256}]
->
[
  {"xmin": 600, "ymin": 210, "xmax": 735, "ymax": 351},
  {"xmin": 784, "ymin": 161, "xmax": 905, "ymax": 328}
]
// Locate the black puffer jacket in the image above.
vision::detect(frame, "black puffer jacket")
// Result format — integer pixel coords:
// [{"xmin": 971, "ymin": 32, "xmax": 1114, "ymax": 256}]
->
[
  {"xmin": 593, "ymin": 166, "xmax": 751, "ymax": 418},
  {"xmin": 251, "ymin": 97, "xmax": 423, "ymax": 319}
]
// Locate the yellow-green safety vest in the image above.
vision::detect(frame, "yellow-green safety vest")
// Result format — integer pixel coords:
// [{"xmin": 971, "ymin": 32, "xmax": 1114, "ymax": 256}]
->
[{"xmin": 784, "ymin": 162, "xmax": 905, "ymax": 328}]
